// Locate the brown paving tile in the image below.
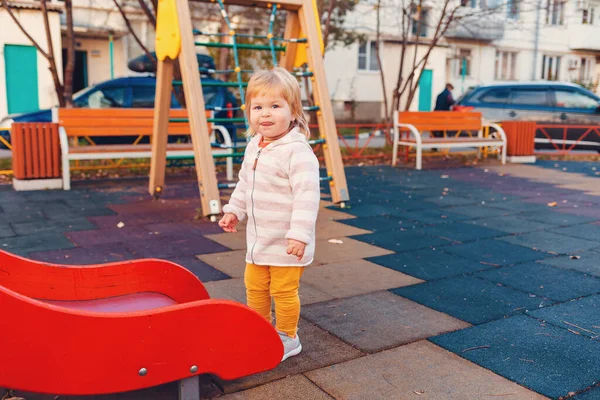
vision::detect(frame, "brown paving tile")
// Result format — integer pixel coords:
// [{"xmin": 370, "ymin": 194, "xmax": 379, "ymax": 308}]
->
[
  {"xmin": 198, "ymin": 250, "xmax": 246, "ymax": 278},
  {"xmin": 315, "ymin": 220, "xmax": 370, "ymax": 239},
  {"xmin": 219, "ymin": 375, "xmax": 332, "ymax": 400},
  {"xmin": 305, "ymin": 341, "xmax": 548, "ymax": 400},
  {"xmin": 302, "ymin": 259, "xmax": 423, "ymax": 299},
  {"xmin": 313, "ymin": 237, "xmax": 393, "ymax": 265},
  {"xmin": 204, "ymin": 277, "xmax": 334, "ymax": 306},
  {"xmin": 302, "ymin": 291, "xmax": 470, "ymax": 353},
  {"xmin": 317, "ymin": 207, "xmax": 356, "ymax": 221},
  {"xmin": 204, "ymin": 231, "xmax": 247, "ymax": 250},
  {"xmin": 217, "ymin": 319, "xmax": 364, "ymax": 394}
]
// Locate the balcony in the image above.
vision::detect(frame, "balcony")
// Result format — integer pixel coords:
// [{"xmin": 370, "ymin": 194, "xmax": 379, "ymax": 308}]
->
[
  {"xmin": 568, "ymin": 24, "xmax": 600, "ymax": 51},
  {"xmin": 444, "ymin": 8, "xmax": 505, "ymax": 41}
]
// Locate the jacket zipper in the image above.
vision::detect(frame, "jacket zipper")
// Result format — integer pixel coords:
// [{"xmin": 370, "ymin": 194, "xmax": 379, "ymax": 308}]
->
[{"xmin": 249, "ymin": 148, "xmax": 262, "ymax": 264}]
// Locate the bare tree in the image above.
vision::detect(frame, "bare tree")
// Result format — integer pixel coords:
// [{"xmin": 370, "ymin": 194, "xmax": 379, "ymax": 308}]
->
[
  {"xmin": 373, "ymin": 0, "xmax": 389, "ymax": 123},
  {"xmin": 2, "ymin": 0, "xmax": 75, "ymax": 106}
]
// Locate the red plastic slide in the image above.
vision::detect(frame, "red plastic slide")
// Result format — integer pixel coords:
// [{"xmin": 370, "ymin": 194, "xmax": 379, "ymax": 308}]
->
[{"xmin": 0, "ymin": 250, "xmax": 283, "ymax": 395}]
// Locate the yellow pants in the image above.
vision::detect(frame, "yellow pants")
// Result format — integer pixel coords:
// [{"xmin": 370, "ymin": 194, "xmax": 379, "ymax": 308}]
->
[{"xmin": 244, "ymin": 263, "xmax": 304, "ymax": 338}]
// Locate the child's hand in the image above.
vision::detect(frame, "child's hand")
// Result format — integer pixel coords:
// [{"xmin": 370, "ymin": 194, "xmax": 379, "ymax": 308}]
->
[
  {"xmin": 218, "ymin": 212, "xmax": 239, "ymax": 233},
  {"xmin": 287, "ymin": 239, "xmax": 306, "ymax": 261}
]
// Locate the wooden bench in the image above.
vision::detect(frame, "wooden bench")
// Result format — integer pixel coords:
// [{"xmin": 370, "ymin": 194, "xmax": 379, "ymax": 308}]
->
[
  {"xmin": 53, "ymin": 108, "xmax": 234, "ymax": 190},
  {"xmin": 392, "ymin": 111, "xmax": 506, "ymax": 170}
]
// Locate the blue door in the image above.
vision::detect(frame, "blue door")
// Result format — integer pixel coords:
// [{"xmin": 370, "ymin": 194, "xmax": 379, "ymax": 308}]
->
[
  {"xmin": 418, "ymin": 69, "xmax": 433, "ymax": 111},
  {"xmin": 4, "ymin": 45, "xmax": 39, "ymax": 114}
]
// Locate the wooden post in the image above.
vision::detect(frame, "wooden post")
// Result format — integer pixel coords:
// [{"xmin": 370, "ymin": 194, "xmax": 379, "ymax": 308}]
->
[
  {"xmin": 149, "ymin": 58, "xmax": 174, "ymax": 197},
  {"xmin": 174, "ymin": 0, "xmax": 222, "ymax": 217},
  {"xmin": 280, "ymin": 12, "xmax": 300, "ymax": 70},
  {"xmin": 298, "ymin": 0, "xmax": 349, "ymax": 203}
]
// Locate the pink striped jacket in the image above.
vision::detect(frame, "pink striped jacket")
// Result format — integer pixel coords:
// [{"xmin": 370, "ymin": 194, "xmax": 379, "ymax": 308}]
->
[{"xmin": 222, "ymin": 128, "xmax": 320, "ymax": 266}]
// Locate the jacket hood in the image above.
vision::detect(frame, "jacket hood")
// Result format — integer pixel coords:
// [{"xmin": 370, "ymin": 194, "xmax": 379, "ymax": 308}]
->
[{"xmin": 250, "ymin": 127, "xmax": 311, "ymax": 150}]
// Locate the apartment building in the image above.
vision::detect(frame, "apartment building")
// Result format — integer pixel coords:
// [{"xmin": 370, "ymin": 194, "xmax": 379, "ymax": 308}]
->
[{"xmin": 323, "ymin": 0, "xmax": 600, "ymax": 122}]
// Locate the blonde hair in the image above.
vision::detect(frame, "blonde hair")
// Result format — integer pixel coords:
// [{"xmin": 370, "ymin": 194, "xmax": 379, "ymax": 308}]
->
[{"xmin": 244, "ymin": 67, "xmax": 310, "ymax": 139}]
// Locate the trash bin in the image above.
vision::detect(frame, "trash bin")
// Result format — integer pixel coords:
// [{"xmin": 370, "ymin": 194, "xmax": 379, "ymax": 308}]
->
[
  {"xmin": 11, "ymin": 122, "xmax": 62, "ymax": 190},
  {"xmin": 501, "ymin": 121, "xmax": 536, "ymax": 163}
]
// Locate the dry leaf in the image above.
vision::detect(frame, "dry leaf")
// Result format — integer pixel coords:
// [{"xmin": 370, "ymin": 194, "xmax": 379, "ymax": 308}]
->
[
  {"xmin": 547, "ymin": 202, "xmax": 557, "ymax": 207},
  {"xmin": 413, "ymin": 390, "xmax": 425, "ymax": 395},
  {"xmin": 117, "ymin": 222, "xmax": 125, "ymax": 228},
  {"xmin": 328, "ymin": 239, "xmax": 344, "ymax": 244}
]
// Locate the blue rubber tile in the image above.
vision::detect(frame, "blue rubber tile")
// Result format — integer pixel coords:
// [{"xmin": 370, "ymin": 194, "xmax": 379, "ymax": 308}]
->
[
  {"xmin": 487, "ymin": 200, "xmax": 548, "ymax": 213},
  {"xmin": 329, "ymin": 203, "xmax": 406, "ymax": 218},
  {"xmin": 0, "ymin": 223, "xmax": 15, "ymax": 238},
  {"xmin": 423, "ymin": 195, "xmax": 481, "ymax": 207},
  {"xmin": 167, "ymin": 256, "xmax": 230, "ymax": 282},
  {"xmin": 465, "ymin": 215, "xmax": 554, "ymax": 234},
  {"xmin": 539, "ymin": 250, "xmax": 600, "ymax": 277},
  {"xmin": 529, "ymin": 295, "xmax": 600, "ymax": 340},
  {"xmin": 574, "ymin": 387, "xmax": 600, "ymax": 399},
  {"xmin": 517, "ymin": 210, "xmax": 598, "ymax": 226},
  {"xmin": 10, "ymin": 218, "xmax": 96, "ymax": 236},
  {"xmin": 475, "ymin": 262, "xmax": 600, "ymax": 302},
  {"xmin": 412, "ymin": 222, "xmax": 508, "ymax": 243},
  {"xmin": 0, "ymin": 232, "xmax": 75, "ymax": 256},
  {"xmin": 397, "ymin": 208, "xmax": 474, "ymax": 224},
  {"xmin": 446, "ymin": 205, "xmax": 518, "ymax": 219},
  {"xmin": 338, "ymin": 216, "xmax": 419, "ymax": 233},
  {"xmin": 367, "ymin": 248, "xmax": 493, "ymax": 280},
  {"xmin": 550, "ymin": 223, "xmax": 600, "ymax": 242},
  {"xmin": 351, "ymin": 231, "xmax": 453, "ymax": 252},
  {"xmin": 440, "ymin": 239, "xmax": 550, "ymax": 266},
  {"xmin": 430, "ymin": 315, "xmax": 600, "ymax": 399},
  {"xmin": 498, "ymin": 231, "xmax": 599, "ymax": 254},
  {"xmin": 391, "ymin": 276, "xmax": 548, "ymax": 325}
]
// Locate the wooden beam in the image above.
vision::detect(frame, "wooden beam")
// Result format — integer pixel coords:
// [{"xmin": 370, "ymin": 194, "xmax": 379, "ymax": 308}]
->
[
  {"xmin": 149, "ymin": 58, "xmax": 174, "ymax": 197},
  {"xmin": 298, "ymin": 0, "xmax": 349, "ymax": 204},
  {"xmin": 190, "ymin": 0, "xmax": 303, "ymax": 10},
  {"xmin": 175, "ymin": 0, "xmax": 222, "ymax": 218},
  {"xmin": 280, "ymin": 12, "xmax": 300, "ymax": 70}
]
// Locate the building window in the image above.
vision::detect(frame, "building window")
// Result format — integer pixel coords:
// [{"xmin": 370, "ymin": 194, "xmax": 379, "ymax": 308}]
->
[
  {"xmin": 580, "ymin": 57, "xmax": 594, "ymax": 82},
  {"xmin": 495, "ymin": 51, "xmax": 518, "ymax": 80},
  {"xmin": 358, "ymin": 41, "xmax": 379, "ymax": 72},
  {"xmin": 411, "ymin": 6, "xmax": 428, "ymax": 37},
  {"xmin": 460, "ymin": 0, "xmax": 476, "ymax": 7},
  {"xmin": 582, "ymin": 7, "xmax": 595, "ymax": 24},
  {"xmin": 507, "ymin": 0, "xmax": 520, "ymax": 19},
  {"xmin": 546, "ymin": 0, "xmax": 565, "ymax": 25},
  {"xmin": 457, "ymin": 49, "xmax": 471, "ymax": 77},
  {"xmin": 541, "ymin": 55, "xmax": 561, "ymax": 80}
]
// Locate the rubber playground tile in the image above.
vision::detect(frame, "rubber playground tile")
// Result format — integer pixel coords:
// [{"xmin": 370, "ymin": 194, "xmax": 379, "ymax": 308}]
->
[
  {"xmin": 28, "ymin": 242, "xmax": 137, "ymax": 265},
  {"xmin": 465, "ymin": 215, "xmax": 554, "ymax": 234},
  {"xmin": 123, "ymin": 233, "xmax": 229, "ymax": 258},
  {"xmin": 439, "ymin": 239, "xmax": 549, "ymax": 266},
  {"xmin": 330, "ymin": 203, "xmax": 407, "ymax": 218},
  {"xmin": 517, "ymin": 210, "xmax": 598, "ymax": 226},
  {"xmin": 538, "ymin": 249, "xmax": 600, "ymax": 276},
  {"xmin": 430, "ymin": 315, "xmax": 600, "ymax": 399},
  {"xmin": 487, "ymin": 200, "xmax": 548, "ymax": 212},
  {"xmin": 65, "ymin": 226, "xmax": 156, "ymax": 247},
  {"xmin": 11, "ymin": 218, "xmax": 96, "ymax": 236},
  {"xmin": 350, "ymin": 231, "xmax": 453, "ymax": 253},
  {"xmin": 445, "ymin": 204, "xmax": 517, "ymax": 219},
  {"xmin": 217, "ymin": 318, "xmax": 364, "ymax": 394},
  {"xmin": 220, "ymin": 375, "xmax": 332, "ymax": 400},
  {"xmin": 301, "ymin": 259, "xmax": 423, "ymax": 299},
  {"xmin": 0, "ymin": 223, "xmax": 15, "ymax": 238},
  {"xmin": 87, "ymin": 209, "xmax": 197, "ymax": 228},
  {"xmin": 305, "ymin": 341, "xmax": 546, "ymax": 400},
  {"xmin": 0, "ymin": 232, "xmax": 74, "ymax": 256},
  {"xmin": 412, "ymin": 222, "xmax": 508, "ymax": 243},
  {"xmin": 559, "ymin": 206, "xmax": 600, "ymax": 220},
  {"xmin": 197, "ymin": 250, "xmax": 247, "ymax": 278},
  {"xmin": 314, "ymin": 219, "xmax": 371, "ymax": 239},
  {"xmin": 167, "ymin": 255, "xmax": 230, "ymax": 282},
  {"xmin": 498, "ymin": 231, "xmax": 599, "ymax": 254},
  {"xmin": 108, "ymin": 199, "xmax": 199, "ymax": 215},
  {"xmin": 529, "ymin": 294, "xmax": 600, "ymax": 340},
  {"xmin": 312, "ymin": 237, "xmax": 393, "ymax": 265},
  {"xmin": 550, "ymin": 223, "xmax": 600, "ymax": 242},
  {"xmin": 0, "ymin": 209, "xmax": 45, "ymax": 224},
  {"xmin": 41, "ymin": 202, "xmax": 117, "ymax": 220},
  {"xmin": 338, "ymin": 215, "xmax": 418, "ymax": 234},
  {"xmin": 423, "ymin": 195, "xmax": 482, "ymax": 207},
  {"xmin": 367, "ymin": 248, "xmax": 494, "ymax": 280},
  {"xmin": 474, "ymin": 262, "xmax": 600, "ymax": 303},
  {"xmin": 301, "ymin": 291, "xmax": 469, "ymax": 353},
  {"xmin": 144, "ymin": 220, "xmax": 225, "ymax": 236},
  {"xmin": 204, "ymin": 231, "xmax": 247, "ymax": 251},
  {"xmin": 395, "ymin": 208, "xmax": 474, "ymax": 224},
  {"xmin": 391, "ymin": 275, "xmax": 549, "ymax": 325},
  {"xmin": 574, "ymin": 387, "xmax": 600, "ymax": 399}
]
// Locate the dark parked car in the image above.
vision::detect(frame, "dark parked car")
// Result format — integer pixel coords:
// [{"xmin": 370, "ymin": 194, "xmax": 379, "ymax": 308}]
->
[
  {"xmin": 454, "ymin": 82, "xmax": 600, "ymax": 152},
  {"xmin": 0, "ymin": 55, "xmax": 239, "ymax": 148}
]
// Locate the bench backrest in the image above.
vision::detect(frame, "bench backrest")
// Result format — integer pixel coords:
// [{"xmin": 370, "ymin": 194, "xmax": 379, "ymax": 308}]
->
[
  {"xmin": 56, "ymin": 108, "xmax": 213, "ymax": 137},
  {"xmin": 396, "ymin": 111, "xmax": 482, "ymax": 131}
]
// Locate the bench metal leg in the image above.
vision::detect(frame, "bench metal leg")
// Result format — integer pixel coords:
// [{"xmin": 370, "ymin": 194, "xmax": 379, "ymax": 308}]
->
[
  {"xmin": 415, "ymin": 146, "xmax": 422, "ymax": 170},
  {"xmin": 392, "ymin": 130, "xmax": 398, "ymax": 166},
  {"xmin": 178, "ymin": 376, "xmax": 199, "ymax": 400}
]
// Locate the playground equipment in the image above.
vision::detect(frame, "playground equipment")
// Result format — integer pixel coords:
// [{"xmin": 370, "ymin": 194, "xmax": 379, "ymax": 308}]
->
[
  {"xmin": 0, "ymin": 249, "xmax": 282, "ymax": 398},
  {"xmin": 150, "ymin": 0, "xmax": 350, "ymax": 219}
]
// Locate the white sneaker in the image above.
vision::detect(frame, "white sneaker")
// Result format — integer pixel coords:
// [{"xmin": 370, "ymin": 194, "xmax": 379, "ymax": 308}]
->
[{"xmin": 279, "ymin": 332, "xmax": 302, "ymax": 361}]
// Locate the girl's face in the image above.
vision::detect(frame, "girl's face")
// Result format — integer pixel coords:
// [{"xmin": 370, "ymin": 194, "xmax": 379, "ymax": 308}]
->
[{"xmin": 249, "ymin": 93, "xmax": 293, "ymax": 140}]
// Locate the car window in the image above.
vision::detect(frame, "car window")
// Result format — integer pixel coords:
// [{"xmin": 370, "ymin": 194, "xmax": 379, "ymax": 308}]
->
[
  {"xmin": 74, "ymin": 87, "xmax": 126, "ymax": 108},
  {"xmin": 554, "ymin": 90, "xmax": 598, "ymax": 109},
  {"xmin": 478, "ymin": 89, "xmax": 510, "ymax": 104},
  {"xmin": 510, "ymin": 89, "xmax": 549, "ymax": 106},
  {"xmin": 131, "ymin": 86, "xmax": 156, "ymax": 108}
]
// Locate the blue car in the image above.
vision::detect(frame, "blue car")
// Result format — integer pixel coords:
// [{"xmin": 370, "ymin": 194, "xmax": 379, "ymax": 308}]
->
[
  {"xmin": 454, "ymin": 82, "xmax": 600, "ymax": 153},
  {"xmin": 0, "ymin": 74, "xmax": 239, "ymax": 148}
]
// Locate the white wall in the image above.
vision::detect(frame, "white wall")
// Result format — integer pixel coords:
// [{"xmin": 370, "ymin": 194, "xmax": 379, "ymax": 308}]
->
[
  {"xmin": 76, "ymin": 37, "xmax": 128, "ymax": 86},
  {"xmin": 0, "ymin": 8, "xmax": 62, "ymax": 119}
]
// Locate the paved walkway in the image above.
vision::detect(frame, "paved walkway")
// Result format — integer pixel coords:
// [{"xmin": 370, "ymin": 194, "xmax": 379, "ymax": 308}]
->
[{"xmin": 2, "ymin": 162, "xmax": 600, "ymax": 400}]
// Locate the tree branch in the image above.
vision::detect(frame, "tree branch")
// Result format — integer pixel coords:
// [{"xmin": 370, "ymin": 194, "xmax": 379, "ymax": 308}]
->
[
  {"xmin": 137, "ymin": 0, "xmax": 156, "ymax": 28},
  {"xmin": 112, "ymin": 0, "xmax": 156, "ymax": 68},
  {"xmin": 1, "ymin": 0, "xmax": 50, "ymax": 59}
]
